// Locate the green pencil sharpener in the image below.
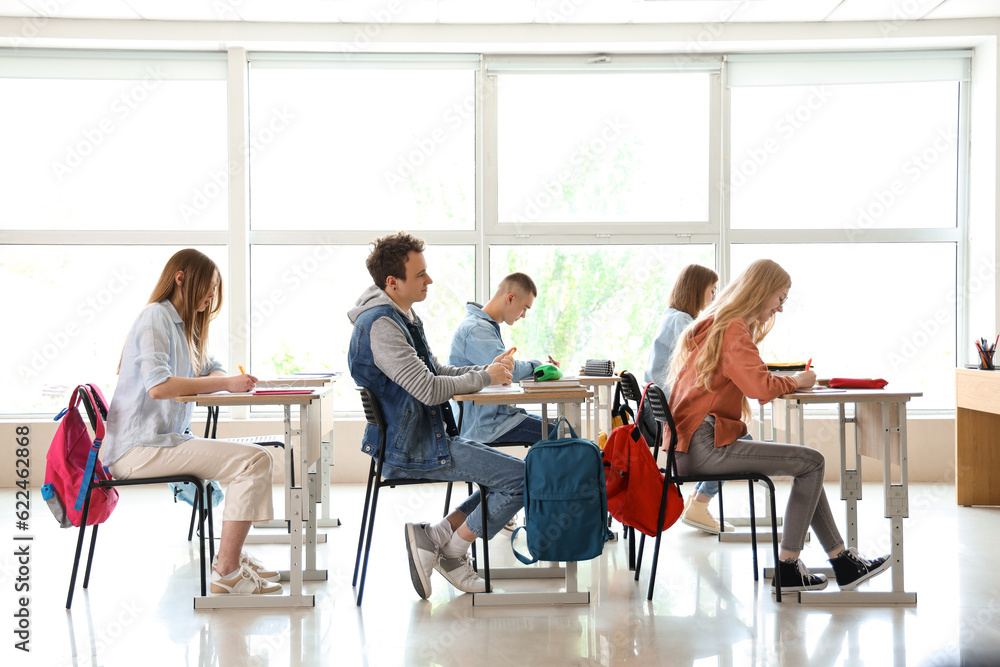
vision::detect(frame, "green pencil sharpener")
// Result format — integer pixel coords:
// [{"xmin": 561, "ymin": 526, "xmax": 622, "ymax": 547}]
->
[{"xmin": 533, "ymin": 364, "xmax": 563, "ymax": 381}]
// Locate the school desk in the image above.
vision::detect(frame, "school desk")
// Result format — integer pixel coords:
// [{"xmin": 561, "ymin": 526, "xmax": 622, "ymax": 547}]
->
[
  {"xmin": 775, "ymin": 387, "xmax": 922, "ymax": 605},
  {"xmin": 452, "ymin": 385, "xmax": 594, "ymax": 606},
  {"xmin": 955, "ymin": 368, "xmax": 1000, "ymax": 506},
  {"xmin": 256, "ymin": 375, "xmax": 340, "ymax": 528},
  {"xmin": 177, "ymin": 390, "xmax": 328, "ymax": 609}
]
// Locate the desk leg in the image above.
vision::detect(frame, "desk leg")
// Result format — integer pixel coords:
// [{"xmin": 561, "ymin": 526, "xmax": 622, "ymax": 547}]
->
[
  {"xmin": 562, "ymin": 402, "xmax": 582, "ymax": 434},
  {"xmin": 885, "ymin": 402, "xmax": 911, "ymax": 598},
  {"xmin": 840, "ymin": 402, "xmax": 861, "ymax": 550},
  {"xmin": 302, "ymin": 402, "xmax": 326, "ymax": 581},
  {"xmin": 195, "ymin": 486, "xmax": 315, "ymax": 609},
  {"xmin": 317, "ymin": 438, "xmax": 341, "ymax": 527}
]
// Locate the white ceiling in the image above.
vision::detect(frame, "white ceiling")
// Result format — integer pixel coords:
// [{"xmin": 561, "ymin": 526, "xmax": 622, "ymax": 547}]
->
[{"xmin": 0, "ymin": 0, "xmax": 999, "ymax": 24}]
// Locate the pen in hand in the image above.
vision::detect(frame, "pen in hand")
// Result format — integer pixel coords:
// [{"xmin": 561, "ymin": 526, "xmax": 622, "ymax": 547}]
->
[
  {"xmin": 805, "ymin": 358, "xmax": 812, "ymax": 372},
  {"xmin": 238, "ymin": 365, "xmax": 246, "ymax": 375}
]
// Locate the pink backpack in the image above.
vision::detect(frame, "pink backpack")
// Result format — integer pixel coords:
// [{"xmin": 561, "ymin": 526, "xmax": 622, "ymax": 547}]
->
[{"xmin": 42, "ymin": 384, "xmax": 119, "ymax": 528}]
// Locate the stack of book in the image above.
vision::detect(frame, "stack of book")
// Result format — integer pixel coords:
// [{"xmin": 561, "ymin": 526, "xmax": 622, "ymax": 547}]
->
[{"xmin": 519, "ymin": 377, "xmax": 583, "ymax": 392}]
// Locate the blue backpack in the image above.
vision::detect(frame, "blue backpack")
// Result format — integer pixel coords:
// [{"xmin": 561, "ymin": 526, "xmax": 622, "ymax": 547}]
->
[{"xmin": 512, "ymin": 419, "xmax": 612, "ymax": 564}]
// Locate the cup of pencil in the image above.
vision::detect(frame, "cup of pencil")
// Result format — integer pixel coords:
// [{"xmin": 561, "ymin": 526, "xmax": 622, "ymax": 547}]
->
[{"xmin": 976, "ymin": 336, "xmax": 997, "ymax": 370}]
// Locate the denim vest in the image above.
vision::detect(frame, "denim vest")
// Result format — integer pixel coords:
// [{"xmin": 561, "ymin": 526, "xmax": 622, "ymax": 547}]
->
[{"xmin": 349, "ymin": 304, "xmax": 459, "ymax": 471}]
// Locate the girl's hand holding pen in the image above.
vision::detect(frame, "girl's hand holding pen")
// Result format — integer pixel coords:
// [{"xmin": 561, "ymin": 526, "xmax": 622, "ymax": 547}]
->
[
  {"xmin": 794, "ymin": 370, "xmax": 817, "ymax": 388},
  {"xmin": 230, "ymin": 372, "xmax": 258, "ymax": 392}
]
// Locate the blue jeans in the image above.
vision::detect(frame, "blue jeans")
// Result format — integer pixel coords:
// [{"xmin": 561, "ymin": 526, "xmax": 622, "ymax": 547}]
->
[
  {"xmin": 381, "ymin": 436, "xmax": 524, "ymax": 540},
  {"xmin": 491, "ymin": 414, "xmax": 550, "ymax": 445}
]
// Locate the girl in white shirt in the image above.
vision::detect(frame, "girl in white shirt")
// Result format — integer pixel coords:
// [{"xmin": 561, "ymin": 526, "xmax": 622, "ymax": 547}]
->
[{"xmin": 104, "ymin": 249, "xmax": 280, "ymax": 595}]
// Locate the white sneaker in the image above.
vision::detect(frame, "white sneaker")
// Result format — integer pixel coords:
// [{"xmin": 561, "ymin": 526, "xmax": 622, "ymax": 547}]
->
[
  {"xmin": 681, "ymin": 495, "xmax": 734, "ymax": 534},
  {"xmin": 213, "ymin": 551, "xmax": 280, "ymax": 583},
  {"xmin": 434, "ymin": 554, "xmax": 490, "ymax": 593},
  {"xmin": 211, "ymin": 563, "xmax": 282, "ymax": 595}
]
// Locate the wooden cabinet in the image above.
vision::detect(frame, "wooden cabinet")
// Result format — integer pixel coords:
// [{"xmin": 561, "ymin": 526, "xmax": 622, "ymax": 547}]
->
[{"xmin": 955, "ymin": 368, "xmax": 1000, "ymax": 505}]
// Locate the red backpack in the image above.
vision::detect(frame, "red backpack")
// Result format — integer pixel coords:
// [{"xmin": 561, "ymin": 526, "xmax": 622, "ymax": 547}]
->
[
  {"xmin": 603, "ymin": 383, "xmax": 683, "ymax": 537},
  {"xmin": 42, "ymin": 384, "xmax": 119, "ymax": 528}
]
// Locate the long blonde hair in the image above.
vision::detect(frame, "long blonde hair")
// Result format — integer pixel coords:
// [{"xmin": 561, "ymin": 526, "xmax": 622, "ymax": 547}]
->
[
  {"xmin": 668, "ymin": 259, "xmax": 791, "ymax": 419},
  {"xmin": 142, "ymin": 249, "xmax": 222, "ymax": 374}
]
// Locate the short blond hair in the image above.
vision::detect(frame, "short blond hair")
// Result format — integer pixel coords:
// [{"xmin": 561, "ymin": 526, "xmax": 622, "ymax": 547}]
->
[{"xmin": 495, "ymin": 272, "xmax": 537, "ymax": 298}]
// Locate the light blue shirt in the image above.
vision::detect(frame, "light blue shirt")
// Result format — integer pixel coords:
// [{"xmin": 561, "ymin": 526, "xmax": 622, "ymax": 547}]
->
[
  {"xmin": 449, "ymin": 303, "xmax": 540, "ymax": 443},
  {"xmin": 644, "ymin": 308, "xmax": 693, "ymax": 397},
  {"xmin": 102, "ymin": 300, "xmax": 223, "ymax": 464}
]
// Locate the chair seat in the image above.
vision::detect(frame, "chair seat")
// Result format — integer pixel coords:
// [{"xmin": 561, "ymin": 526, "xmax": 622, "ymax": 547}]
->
[{"xmin": 230, "ymin": 434, "xmax": 286, "ymax": 446}]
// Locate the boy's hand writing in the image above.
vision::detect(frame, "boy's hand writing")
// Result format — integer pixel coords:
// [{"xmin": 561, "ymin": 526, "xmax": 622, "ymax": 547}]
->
[{"xmin": 486, "ymin": 362, "xmax": 513, "ymax": 386}]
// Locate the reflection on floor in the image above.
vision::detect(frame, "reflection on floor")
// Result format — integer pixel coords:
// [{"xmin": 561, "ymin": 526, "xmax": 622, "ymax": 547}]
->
[{"xmin": 3, "ymin": 482, "xmax": 1000, "ymax": 666}]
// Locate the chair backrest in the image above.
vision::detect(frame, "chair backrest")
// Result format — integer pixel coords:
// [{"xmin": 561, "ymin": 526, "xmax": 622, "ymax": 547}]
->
[
  {"xmin": 619, "ymin": 371, "xmax": 658, "ymax": 450},
  {"xmin": 642, "ymin": 383, "xmax": 681, "ymax": 477},
  {"xmin": 618, "ymin": 370, "xmax": 644, "ymax": 405},
  {"xmin": 358, "ymin": 387, "xmax": 385, "ymax": 433}
]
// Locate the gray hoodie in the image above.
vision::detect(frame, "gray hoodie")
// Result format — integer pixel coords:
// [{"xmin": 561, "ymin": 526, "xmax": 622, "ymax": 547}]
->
[{"xmin": 347, "ymin": 285, "xmax": 491, "ymax": 405}]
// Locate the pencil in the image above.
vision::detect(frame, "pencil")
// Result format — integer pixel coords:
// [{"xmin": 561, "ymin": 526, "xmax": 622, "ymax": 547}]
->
[
  {"xmin": 805, "ymin": 358, "xmax": 812, "ymax": 372},
  {"xmin": 239, "ymin": 365, "xmax": 246, "ymax": 375}
]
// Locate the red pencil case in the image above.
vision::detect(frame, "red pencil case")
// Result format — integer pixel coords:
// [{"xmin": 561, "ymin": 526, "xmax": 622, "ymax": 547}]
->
[{"xmin": 827, "ymin": 378, "xmax": 888, "ymax": 389}]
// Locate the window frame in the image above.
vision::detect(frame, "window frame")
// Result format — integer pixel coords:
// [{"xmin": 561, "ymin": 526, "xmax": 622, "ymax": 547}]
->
[{"xmin": 0, "ymin": 47, "xmax": 975, "ymax": 417}]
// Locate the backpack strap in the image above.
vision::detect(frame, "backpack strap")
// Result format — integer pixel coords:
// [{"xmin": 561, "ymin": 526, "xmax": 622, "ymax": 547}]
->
[
  {"xmin": 510, "ymin": 526, "xmax": 539, "ymax": 565},
  {"xmin": 544, "ymin": 416, "xmax": 578, "ymax": 441},
  {"xmin": 611, "ymin": 381, "xmax": 634, "ymax": 427},
  {"xmin": 73, "ymin": 384, "xmax": 108, "ymax": 512}
]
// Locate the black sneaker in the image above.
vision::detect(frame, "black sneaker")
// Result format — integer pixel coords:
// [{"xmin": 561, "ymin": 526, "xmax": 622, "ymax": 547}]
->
[
  {"xmin": 830, "ymin": 548, "xmax": 891, "ymax": 590},
  {"xmin": 771, "ymin": 558, "xmax": 829, "ymax": 593}
]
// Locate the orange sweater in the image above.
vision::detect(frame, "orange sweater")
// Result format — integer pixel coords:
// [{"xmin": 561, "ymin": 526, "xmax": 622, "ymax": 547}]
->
[{"xmin": 668, "ymin": 317, "xmax": 798, "ymax": 453}]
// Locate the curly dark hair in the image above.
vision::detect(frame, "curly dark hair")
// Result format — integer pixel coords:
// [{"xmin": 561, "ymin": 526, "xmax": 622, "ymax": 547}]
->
[{"xmin": 366, "ymin": 232, "xmax": 426, "ymax": 289}]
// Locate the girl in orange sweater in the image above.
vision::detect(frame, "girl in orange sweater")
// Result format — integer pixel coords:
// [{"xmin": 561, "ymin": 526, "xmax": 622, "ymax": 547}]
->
[{"xmin": 668, "ymin": 259, "xmax": 890, "ymax": 593}]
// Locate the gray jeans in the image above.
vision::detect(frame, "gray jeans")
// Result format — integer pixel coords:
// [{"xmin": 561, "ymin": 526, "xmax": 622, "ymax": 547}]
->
[{"xmin": 677, "ymin": 418, "xmax": 844, "ymax": 553}]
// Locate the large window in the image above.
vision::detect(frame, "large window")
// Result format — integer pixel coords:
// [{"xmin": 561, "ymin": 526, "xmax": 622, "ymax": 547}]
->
[
  {"xmin": 496, "ymin": 71, "xmax": 712, "ymax": 226},
  {"xmin": 248, "ymin": 60, "xmax": 476, "ymax": 231},
  {"xmin": 490, "ymin": 245, "xmax": 715, "ymax": 375},
  {"xmin": 0, "ymin": 54, "xmax": 228, "ymax": 231},
  {"xmin": 1, "ymin": 50, "xmax": 976, "ymax": 416},
  {"xmin": 727, "ymin": 53, "xmax": 968, "ymax": 410},
  {"xmin": 730, "ymin": 81, "xmax": 959, "ymax": 231}
]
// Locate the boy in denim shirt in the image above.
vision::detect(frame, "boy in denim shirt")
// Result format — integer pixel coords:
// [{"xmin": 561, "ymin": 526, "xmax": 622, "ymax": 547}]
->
[{"xmin": 450, "ymin": 273, "xmax": 556, "ymax": 445}]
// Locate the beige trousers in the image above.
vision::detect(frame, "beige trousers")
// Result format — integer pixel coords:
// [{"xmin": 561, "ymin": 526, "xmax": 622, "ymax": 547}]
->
[{"xmin": 109, "ymin": 438, "xmax": 274, "ymax": 522}]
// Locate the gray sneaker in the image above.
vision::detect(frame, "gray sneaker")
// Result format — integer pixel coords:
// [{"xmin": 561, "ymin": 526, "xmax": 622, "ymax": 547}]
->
[
  {"xmin": 404, "ymin": 523, "xmax": 440, "ymax": 599},
  {"xmin": 434, "ymin": 553, "xmax": 490, "ymax": 593}
]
